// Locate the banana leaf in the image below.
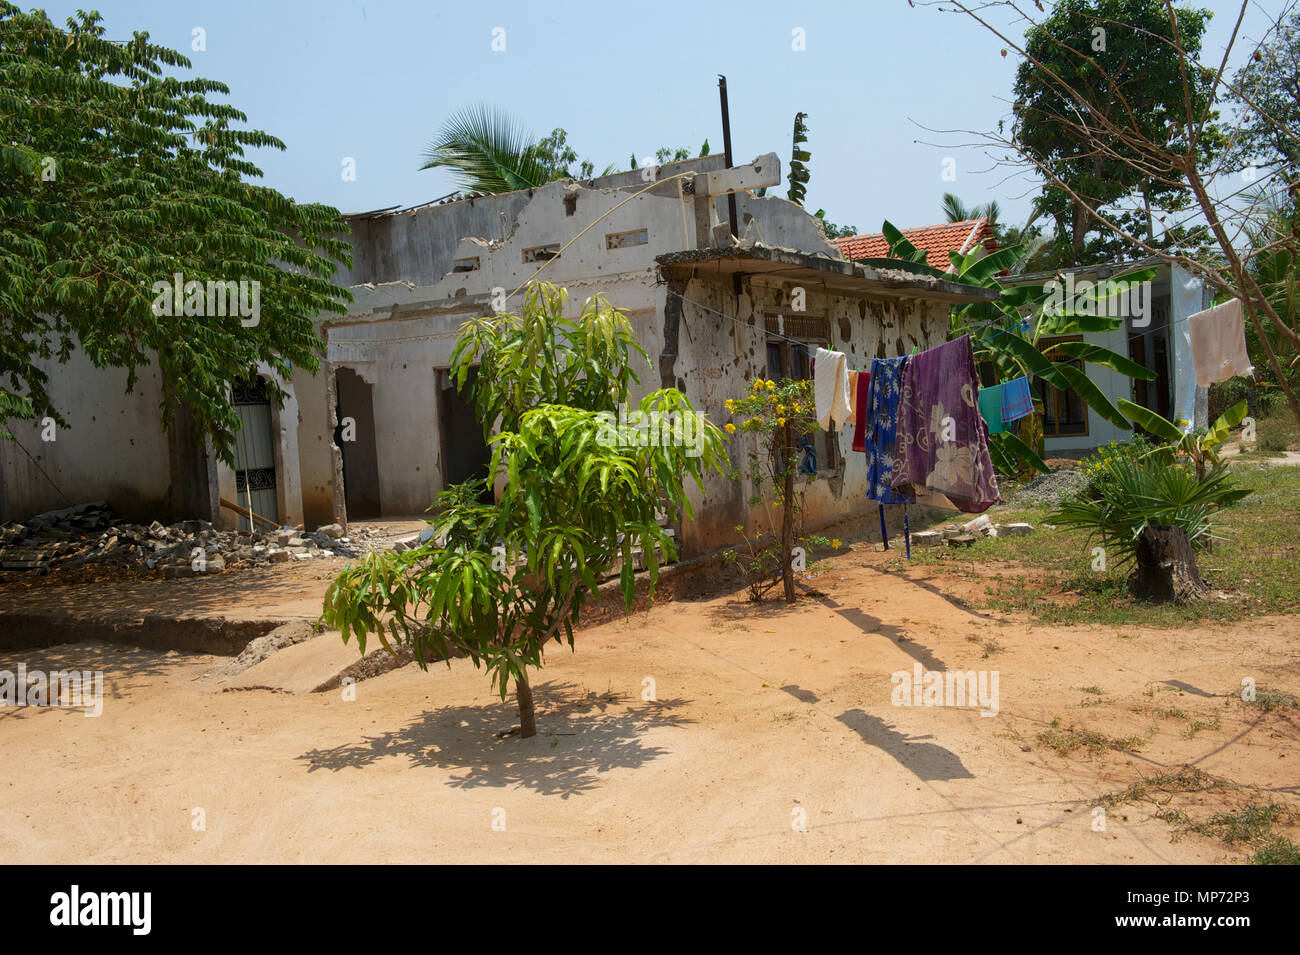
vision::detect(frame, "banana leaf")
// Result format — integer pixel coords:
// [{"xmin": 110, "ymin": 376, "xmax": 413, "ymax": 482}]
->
[
  {"xmin": 1054, "ymin": 363, "xmax": 1131, "ymax": 429},
  {"xmin": 1117, "ymin": 398, "xmax": 1184, "ymax": 441},
  {"xmin": 999, "ymin": 429, "xmax": 1049, "ymax": 474},
  {"xmin": 1048, "ymin": 341, "xmax": 1158, "ymax": 380}
]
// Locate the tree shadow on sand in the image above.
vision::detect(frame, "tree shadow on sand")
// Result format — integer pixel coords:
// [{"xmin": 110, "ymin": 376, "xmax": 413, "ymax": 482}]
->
[
  {"xmin": 296, "ymin": 681, "xmax": 694, "ymax": 798},
  {"xmin": 0, "ymin": 642, "xmax": 172, "ymax": 720}
]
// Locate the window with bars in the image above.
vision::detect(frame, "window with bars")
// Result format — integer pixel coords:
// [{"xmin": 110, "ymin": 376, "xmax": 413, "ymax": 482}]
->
[{"xmin": 762, "ymin": 313, "xmax": 840, "ymax": 473}]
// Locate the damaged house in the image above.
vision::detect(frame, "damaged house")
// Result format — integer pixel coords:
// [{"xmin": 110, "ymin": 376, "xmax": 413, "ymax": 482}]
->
[{"xmin": 1, "ymin": 153, "xmax": 995, "ymax": 558}]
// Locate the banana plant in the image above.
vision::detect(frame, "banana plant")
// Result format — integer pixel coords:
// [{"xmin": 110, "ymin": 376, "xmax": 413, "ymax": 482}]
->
[
  {"xmin": 860, "ymin": 220, "xmax": 1160, "ymax": 475},
  {"xmin": 786, "ymin": 112, "xmax": 810, "ymax": 206},
  {"xmin": 1119, "ymin": 399, "xmax": 1249, "ymax": 481}
]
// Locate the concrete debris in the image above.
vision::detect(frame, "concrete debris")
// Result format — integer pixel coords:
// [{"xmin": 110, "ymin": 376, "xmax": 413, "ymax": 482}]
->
[
  {"xmin": 999, "ymin": 522, "xmax": 1035, "ymax": 536},
  {"xmin": 0, "ymin": 501, "xmax": 383, "ymax": 576},
  {"xmin": 1008, "ymin": 468, "xmax": 1088, "ymax": 507}
]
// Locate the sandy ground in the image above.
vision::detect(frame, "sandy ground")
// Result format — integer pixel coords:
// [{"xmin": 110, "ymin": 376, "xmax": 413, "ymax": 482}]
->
[{"xmin": 1, "ymin": 540, "xmax": 1296, "ymax": 864}]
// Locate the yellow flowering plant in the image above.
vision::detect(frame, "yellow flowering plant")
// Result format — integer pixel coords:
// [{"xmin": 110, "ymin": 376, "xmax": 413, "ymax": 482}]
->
[{"xmin": 719, "ymin": 376, "xmax": 831, "ymax": 603}]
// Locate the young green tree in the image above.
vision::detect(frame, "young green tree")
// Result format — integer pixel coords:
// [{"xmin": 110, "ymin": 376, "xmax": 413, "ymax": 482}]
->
[
  {"xmin": 0, "ymin": 5, "xmax": 352, "ymax": 456},
  {"xmin": 723, "ymin": 377, "xmax": 826, "ymax": 603},
  {"xmin": 321, "ymin": 283, "xmax": 728, "ymax": 738}
]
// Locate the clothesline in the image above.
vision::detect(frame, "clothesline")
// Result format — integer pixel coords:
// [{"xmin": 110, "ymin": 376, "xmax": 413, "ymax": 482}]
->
[
  {"xmin": 663, "ymin": 285, "xmax": 1026, "ymax": 379},
  {"xmin": 664, "ymin": 285, "xmax": 1008, "ymax": 362}
]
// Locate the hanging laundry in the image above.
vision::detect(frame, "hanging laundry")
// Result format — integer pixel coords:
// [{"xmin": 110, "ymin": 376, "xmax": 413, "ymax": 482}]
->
[
  {"xmin": 891, "ymin": 335, "xmax": 1000, "ymax": 514},
  {"xmin": 1189, "ymin": 298, "xmax": 1254, "ymax": 387},
  {"xmin": 978, "ymin": 385, "xmax": 1007, "ymax": 435},
  {"xmin": 851, "ymin": 369, "xmax": 872, "ymax": 452},
  {"xmin": 814, "ymin": 347, "xmax": 852, "ymax": 430},
  {"xmin": 999, "ymin": 375, "xmax": 1034, "ymax": 424},
  {"xmin": 865, "ymin": 356, "xmax": 908, "ymax": 505}
]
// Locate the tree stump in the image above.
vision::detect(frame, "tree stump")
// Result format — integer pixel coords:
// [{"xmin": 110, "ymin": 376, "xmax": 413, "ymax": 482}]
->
[{"xmin": 1127, "ymin": 525, "xmax": 1208, "ymax": 603}]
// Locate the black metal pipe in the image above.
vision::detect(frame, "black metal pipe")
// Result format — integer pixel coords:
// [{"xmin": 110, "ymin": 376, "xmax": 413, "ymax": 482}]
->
[{"xmin": 718, "ymin": 74, "xmax": 738, "ymax": 240}]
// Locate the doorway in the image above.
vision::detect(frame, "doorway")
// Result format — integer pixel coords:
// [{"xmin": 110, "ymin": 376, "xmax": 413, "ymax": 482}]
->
[
  {"xmin": 438, "ymin": 367, "xmax": 493, "ymax": 502},
  {"xmin": 232, "ymin": 375, "xmax": 279, "ymax": 530},
  {"xmin": 335, "ymin": 367, "xmax": 381, "ymax": 519}
]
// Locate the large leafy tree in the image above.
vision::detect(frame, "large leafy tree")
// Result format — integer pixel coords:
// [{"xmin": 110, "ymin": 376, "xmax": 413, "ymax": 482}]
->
[
  {"xmin": 0, "ymin": 5, "xmax": 352, "ymax": 457},
  {"xmin": 1011, "ymin": 0, "xmax": 1220, "ymax": 266},
  {"xmin": 935, "ymin": 0, "xmax": 1300, "ymax": 432},
  {"xmin": 322, "ymin": 283, "xmax": 728, "ymax": 738}
]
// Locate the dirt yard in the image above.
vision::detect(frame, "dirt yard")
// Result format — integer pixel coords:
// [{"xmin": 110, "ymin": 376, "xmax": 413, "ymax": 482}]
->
[{"xmin": 1, "ymin": 535, "xmax": 1296, "ymax": 864}]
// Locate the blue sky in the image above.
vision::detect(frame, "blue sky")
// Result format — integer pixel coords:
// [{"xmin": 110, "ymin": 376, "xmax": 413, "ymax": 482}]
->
[{"xmin": 40, "ymin": 0, "xmax": 1281, "ymax": 235}]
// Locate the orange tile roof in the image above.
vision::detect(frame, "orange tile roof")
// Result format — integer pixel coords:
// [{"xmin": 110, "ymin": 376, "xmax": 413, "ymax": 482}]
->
[{"xmin": 834, "ymin": 219, "xmax": 999, "ymax": 271}]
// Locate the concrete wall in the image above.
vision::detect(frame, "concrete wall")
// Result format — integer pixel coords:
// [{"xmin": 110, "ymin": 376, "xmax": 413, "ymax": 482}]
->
[
  {"xmin": 338, "ymin": 155, "xmax": 734, "ymax": 288},
  {"xmin": 312, "ymin": 171, "xmax": 846, "ymax": 525},
  {"xmin": 0, "ymin": 350, "xmax": 174, "ymax": 523},
  {"xmin": 672, "ymin": 275, "xmax": 948, "ymax": 555}
]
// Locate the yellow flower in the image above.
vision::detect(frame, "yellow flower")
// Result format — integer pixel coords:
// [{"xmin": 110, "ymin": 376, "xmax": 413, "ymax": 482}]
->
[
  {"xmin": 724, "ymin": 422, "xmax": 736, "ymax": 435},
  {"xmin": 725, "ymin": 399, "xmax": 736, "ymax": 412},
  {"xmin": 778, "ymin": 417, "xmax": 787, "ymax": 426},
  {"xmin": 752, "ymin": 378, "xmax": 764, "ymax": 391},
  {"xmin": 767, "ymin": 381, "xmax": 776, "ymax": 390},
  {"xmin": 831, "ymin": 538, "xmax": 842, "ymax": 549}
]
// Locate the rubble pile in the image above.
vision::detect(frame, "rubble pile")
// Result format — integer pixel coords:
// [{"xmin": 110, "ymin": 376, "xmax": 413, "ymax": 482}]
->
[{"xmin": 0, "ymin": 501, "xmax": 374, "ymax": 577}]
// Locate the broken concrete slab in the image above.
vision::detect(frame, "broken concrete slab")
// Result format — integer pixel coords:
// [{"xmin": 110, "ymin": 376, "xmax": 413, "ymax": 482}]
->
[{"xmin": 222, "ymin": 630, "xmax": 411, "ymax": 694}]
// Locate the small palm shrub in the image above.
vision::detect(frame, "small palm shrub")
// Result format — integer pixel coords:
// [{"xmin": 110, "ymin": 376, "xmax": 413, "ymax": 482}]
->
[{"xmin": 1049, "ymin": 457, "xmax": 1250, "ymax": 566}]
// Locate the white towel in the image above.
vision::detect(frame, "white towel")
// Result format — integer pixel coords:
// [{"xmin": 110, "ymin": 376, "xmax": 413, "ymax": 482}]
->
[
  {"xmin": 1189, "ymin": 298, "xmax": 1254, "ymax": 388},
  {"xmin": 814, "ymin": 347, "xmax": 852, "ymax": 431}
]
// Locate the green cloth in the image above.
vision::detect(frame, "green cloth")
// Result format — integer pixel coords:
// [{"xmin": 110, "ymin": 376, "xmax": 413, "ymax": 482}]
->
[{"xmin": 978, "ymin": 385, "xmax": 1006, "ymax": 434}]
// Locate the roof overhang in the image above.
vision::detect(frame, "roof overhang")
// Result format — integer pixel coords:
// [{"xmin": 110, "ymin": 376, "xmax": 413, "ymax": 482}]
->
[{"xmin": 656, "ymin": 244, "xmax": 999, "ymax": 305}]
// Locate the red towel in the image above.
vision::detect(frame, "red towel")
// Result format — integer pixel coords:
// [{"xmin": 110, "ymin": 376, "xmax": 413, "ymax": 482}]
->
[{"xmin": 851, "ymin": 370, "xmax": 871, "ymax": 452}]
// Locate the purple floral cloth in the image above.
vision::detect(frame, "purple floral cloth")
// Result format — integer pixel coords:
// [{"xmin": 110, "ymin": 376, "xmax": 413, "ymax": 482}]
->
[{"xmin": 890, "ymin": 335, "xmax": 1000, "ymax": 513}]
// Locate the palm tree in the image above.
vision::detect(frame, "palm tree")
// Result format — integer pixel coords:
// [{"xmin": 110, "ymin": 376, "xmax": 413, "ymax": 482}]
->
[
  {"xmin": 942, "ymin": 192, "xmax": 1000, "ymax": 229},
  {"xmin": 419, "ymin": 104, "xmax": 572, "ymax": 194}
]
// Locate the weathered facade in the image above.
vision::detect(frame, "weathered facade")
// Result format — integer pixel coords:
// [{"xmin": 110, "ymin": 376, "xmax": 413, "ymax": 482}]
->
[{"xmin": 2, "ymin": 153, "xmax": 995, "ymax": 556}]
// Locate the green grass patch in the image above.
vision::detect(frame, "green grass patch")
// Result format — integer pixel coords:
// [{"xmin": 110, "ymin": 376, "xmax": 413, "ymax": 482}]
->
[
  {"xmin": 1098, "ymin": 766, "xmax": 1220, "ymax": 808},
  {"xmin": 1250, "ymin": 837, "xmax": 1300, "ymax": 865},
  {"xmin": 1247, "ymin": 688, "xmax": 1300, "ymax": 713},
  {"xmin": 1037, "ymin": 724, "xmax": 1146, "ymax": 756},
  {"xmin": 1182, "ymin": 715, "xmax": 1221, "ymax": 739},
  {"xmin": 1190, "ymin": 802, "xmax": 1295, "ymax": 845},
  {"xmin": 904, "ymin": 464, "xmax": 1300, "ymax": 627}
]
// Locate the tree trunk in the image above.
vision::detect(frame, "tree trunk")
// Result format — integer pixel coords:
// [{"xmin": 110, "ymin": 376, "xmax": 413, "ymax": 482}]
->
[
  {"xmin": 516, "ymin": 672, "xmax": 537, "ymax": 739},
  {"xmin": 1127, "ymin": 525, "xmax": 1208, "ymax": 604},
  {"xmin": 781, "ymin": 420, "xmax": 796, "ymax": 603}
]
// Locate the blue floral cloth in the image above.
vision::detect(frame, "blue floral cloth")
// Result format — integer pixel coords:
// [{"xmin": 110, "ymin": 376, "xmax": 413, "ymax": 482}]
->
[{"xmin": 865, "ymin": 356, "xmax": 908, "ymax": 504}]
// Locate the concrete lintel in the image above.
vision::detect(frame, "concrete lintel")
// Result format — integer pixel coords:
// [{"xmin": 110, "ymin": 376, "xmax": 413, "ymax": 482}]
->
[
  {"xmin": 657, "ymin": 243, "xmax": 999, "ymax": 304},
  {"xmin": 695, "ymin": 152, "xmax": 781, "ymax": 199}
]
